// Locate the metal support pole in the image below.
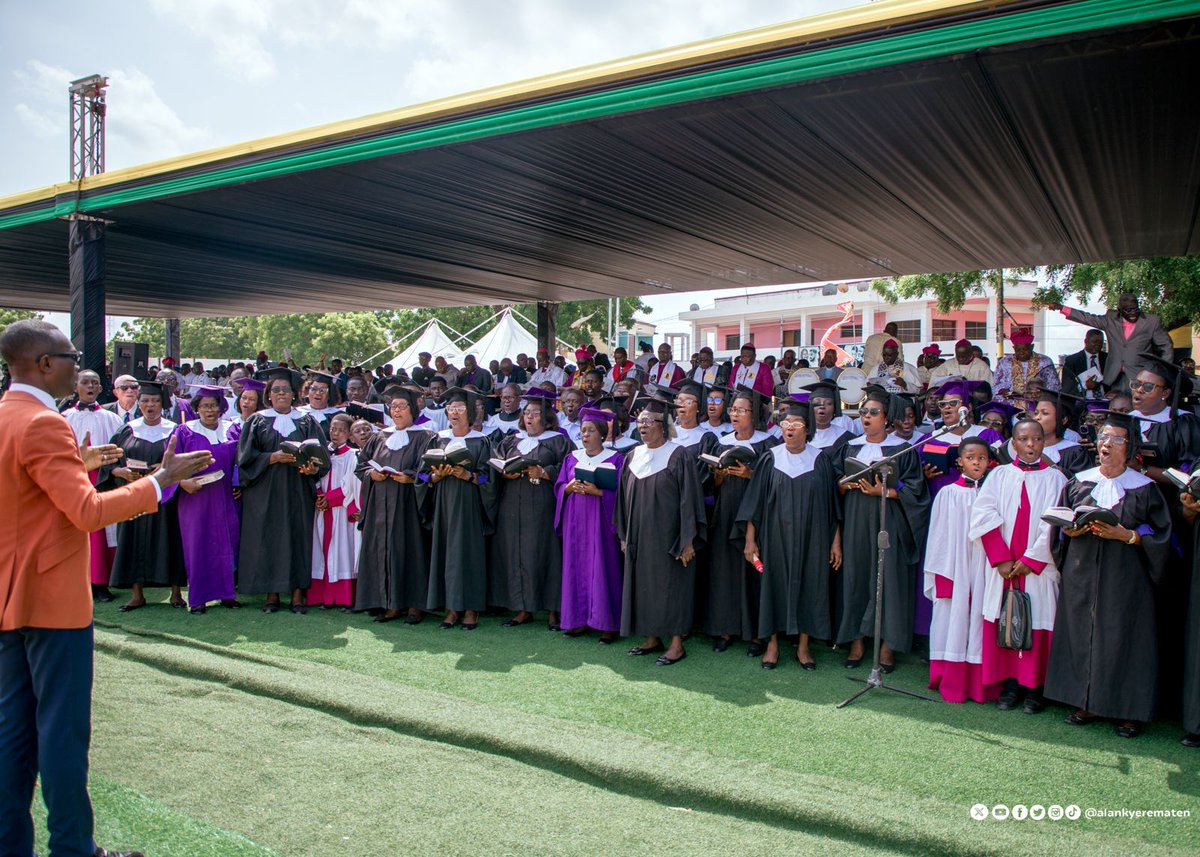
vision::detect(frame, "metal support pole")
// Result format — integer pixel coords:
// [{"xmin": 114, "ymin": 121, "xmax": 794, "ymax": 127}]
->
[
  {"xmin": 537, "ymin": 301, "xmax": 558, "ymax": 356},
  {"xmin": 996, "ymin": 268, "xmax": 1006, "ymax": 359},
  {"xmin": 165, "ymin": 318, "xmax": 181, "ymax": 364},
  {"xmin": 67, "ymin": 216, "xmax": 107, "ymax": 381}
]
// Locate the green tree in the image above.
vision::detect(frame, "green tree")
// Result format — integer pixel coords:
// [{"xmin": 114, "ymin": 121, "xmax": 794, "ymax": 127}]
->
[
  {"xmin": 871, "ymin": 268, "xmax": 1033, "ymax": 313},
  {"xmin": 1039, "ymin": 257, "xmax": 1200, "ymax": 329},
  {"xmin": 0, "ymin": 308, "xmax": 43, "ymax": 337},
  {"xmin": 180, "ymin": 317, "xmax": 254, "ymax": 359},
  {"xmin": 241, "ymin": 313, "xmax": 391, "ymax": 366}
]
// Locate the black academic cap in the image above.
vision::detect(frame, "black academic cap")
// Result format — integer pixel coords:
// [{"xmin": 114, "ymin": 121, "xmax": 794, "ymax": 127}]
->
[
  {"xmin": 384, "ymin": 385, "xmax": 420, "ymax": 413},
  {"xmin": 632, "ymin": 392, "xmax": 676, "ymax": 421},
  {"xmin": 256, "ymin": 366, "xmax": 302, "ymax": 394},
  {"xmin": 443, "ymin": 385, "xmax": 485, "ymax": 413},
  {"xmin": 773, "ymin": 399, "xmax": 815, "ymax": 439},
  {"xmin": 801, "ymin": 380, "xmax": 844, "ymax": 397},
  {"xmin": 1092, "ymin": 409, "xmax": 1144, "ymax": 455},
  {"xmin": 307, "ymin": 371, "xmax": 336, "ymax": 386},
  {"xmin": 1137, "ymin": 351, "xmax": 1193, "ymax": 398},
  {"xmin": 136, "ymin": 380, "xmax": 172, "ymax": 407},
  {"xmin": 725, "ymin": 384, "xmax": 770, "ymax": 430},
  {"xmin": 1031, "ymin": 389, "xmax": 1087, "ymax": 423},
  {"xmin": 887, "ymin": 392, "xmax": 919, "ymax": 422},
  {"xmin": 675, "ymin": 380, "xmax": 705, "ymax": 401}
]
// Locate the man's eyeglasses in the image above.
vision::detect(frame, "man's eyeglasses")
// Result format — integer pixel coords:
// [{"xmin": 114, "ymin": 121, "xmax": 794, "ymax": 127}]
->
[
  {"xmin": 115, "ymin": 384, "xmax": 139, "ymax": 391},
  {"xmin": 1128, "ymin": 380, "xmax": 1162, "ymax": 393},
  {"xmin": 41, "ymin": 351, "xmax": 81, "ymax": 365}
]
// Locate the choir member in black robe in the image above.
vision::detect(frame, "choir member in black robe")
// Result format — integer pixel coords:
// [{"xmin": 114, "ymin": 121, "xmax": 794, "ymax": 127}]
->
[
  {"xmin": 835, "ymin": 388, "xmax": 931, "ymax": 668},
  {"xmin": 101, "ymin": 381, "xmax": 187, "ymax": 611},
  {"xmin": 489, "ymin": 388, "xmax": 573, "ymax": 628},
  {"xmin": 236, "ymin": 367, "xmax": 329, "ymax": 613},
  {"xmin": 740, "ymin": 401, "xmax": 841, "ymax": 669},
  {"xmin": 424, "ymin": 386, "xmax": 499, "ymax": 630},
  {"xmin": 615, "ymin": 395, "xmax": 707, "ymax": 666},
  {"xmin": 354, "ymin": 386, "xmax": 437, "ymax": 623},
  {"xmin": 1046, "ymin": 413, "xmax": 1172, "ymax": 737},
  {"xmin": 1181, "ymin": 491, "xmax": 1200, "ymax": 748},
  {"xmin": 1130, "ymin": 355, "xmax": 1200, "ymax": 717},
  {"xmin": 698, "ymin": 386, "xmax": 778, "ymax": 654},
  {"xmin": 801, "ymin": 380, "xmax": 857, "ymax": 454}
]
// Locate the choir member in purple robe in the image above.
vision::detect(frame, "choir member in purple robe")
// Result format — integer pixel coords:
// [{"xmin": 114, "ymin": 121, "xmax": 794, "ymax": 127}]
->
[
  {"xmin": 968, "ymin": 418, "xmax": 1065, "ymax": 712},
  {"xmin": 99, "ymin": 381, "xmax": 186, "ymax": 611},
  {"xmin": 62, "ymin": 369, "xmax": 123, "ymax": 601},
  {"xmin": 1044, "ymin": 412, "xmax": 1172, "ymax": 738},
  {"xmin": 173, "ymin": 385, "xmax": 240, "ymax": 613},
  {"xmin": 555, "ymin": 408, "xmax": 624, "ymax": 642},
  {"xmin": 924, "ymin": 437, "xmax": 991, "ymax": 702}
]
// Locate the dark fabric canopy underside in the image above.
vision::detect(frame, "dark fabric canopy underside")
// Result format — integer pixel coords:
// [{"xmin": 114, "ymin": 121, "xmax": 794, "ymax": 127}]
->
[{"xmin": 0, "ymin": 10, "xmax": 1196, "ymax": 316}]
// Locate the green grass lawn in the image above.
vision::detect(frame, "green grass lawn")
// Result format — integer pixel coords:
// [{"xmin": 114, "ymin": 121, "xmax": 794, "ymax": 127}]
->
[{"xmin": 31, "ymin": 594, "xmax": 1196, "ymax": 855}]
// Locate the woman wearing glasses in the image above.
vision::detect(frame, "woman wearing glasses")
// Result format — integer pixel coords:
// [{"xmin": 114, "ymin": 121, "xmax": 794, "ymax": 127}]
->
[
  {"xmin": 99, "ymin": 380, "xmax": 187, "ymax": 612},
  {"xmin": 698, "ymin": 386, "xmax": 778, "ymax": 655},
  {"xmin": 1043, "ymin": 412, "xmax": 1171, "ymax": 738},
  {"xmin": 423, "ymin": 386, "xmax": 498, "ymax": 631},
  {"xmin": 994, "ymin": 391, "xmax": 1092, "ymax": 478},
  {"xmin": 236, "ymin": 366, "xmax": 329, "ymax": 614},
  {"xmin": 836, "ymin": 388, "xmax": 930, "ymax": 672}
]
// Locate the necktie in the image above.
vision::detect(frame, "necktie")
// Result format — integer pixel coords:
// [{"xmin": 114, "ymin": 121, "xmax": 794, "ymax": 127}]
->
[
  {"xmin": 76, "ymin": 402, "xmax": 99, "ymax": 411},
  {"xmin": 961, "ymin": 477, "xmax": 980, "ymax": 488},
  {"xmin": 123, "ymin": 411, "xmax": 131, "ymax": 424},
  {"xmin": 1016, "ymin": 458, "xmax": 1041, "ymax": 471}
]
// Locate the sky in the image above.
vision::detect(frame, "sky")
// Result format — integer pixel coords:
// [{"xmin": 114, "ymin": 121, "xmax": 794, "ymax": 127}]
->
[{"xmin": 1, "ymin": 0, "xmax": 864, "ymax": 338}]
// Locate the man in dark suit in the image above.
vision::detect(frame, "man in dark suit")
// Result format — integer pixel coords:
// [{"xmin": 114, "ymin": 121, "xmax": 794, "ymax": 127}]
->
[
  {"xmin": 1053, "ymin": 293, "xmax": 1173, "ymax": 391},
  {"xmin": 101, "ymin": 375, "xmax": 141, "ymax": 424},
  {"xmin": 1060, "ymin": 328, "xmax": 1108, "ymax": 400}
]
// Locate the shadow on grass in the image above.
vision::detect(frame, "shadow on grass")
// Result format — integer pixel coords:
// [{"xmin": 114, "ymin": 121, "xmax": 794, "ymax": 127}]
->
[{"xmin": 95, "ymin": 593, "xmax": 1200, "ymax": 803}]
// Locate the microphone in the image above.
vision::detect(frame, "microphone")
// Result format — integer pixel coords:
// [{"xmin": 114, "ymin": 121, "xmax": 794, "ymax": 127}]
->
[{"xmin": 957, "ymin": 406, "xmax": 970, "ymax": 428}]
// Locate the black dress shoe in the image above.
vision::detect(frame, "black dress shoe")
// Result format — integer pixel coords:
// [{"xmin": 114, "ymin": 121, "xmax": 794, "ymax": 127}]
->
[
  {"xmin": 761, "ymin": 659, "xmax": 777, "ymax": 670},
  {"xmin": 374, "ymin": 612, "xmax": 401, "ymax": 624},
  {"xmin": 439, "ymin": 621, "xmax": 456, "ymax": 630},
  {"xmin": 221, "ymin": 600, "xmax": 243, "ymax": 609},
  {"xmin": 1181, "ymin": 733, "xmax": 1200, "ymax": 748},
  {"xmin": 1115, "ymin": 721, "xmax": 1142, "ymax": 739},
  {"xmin": 117, "ymin": 601, "xmax": 145, "ymax": 613},
  {"xmin": 290, "ymin": 603, "xmax": 307, "ymax": 615},
  {"xmin": 1023, "ymin": 695, "xmax": 1046, "ymax": 714},
  {"xmin": 189, "ymin": 606, "xmax": 206, "ymax": 615},
  {"xmin": 628, "ymin": 644, "xmax": 665, "ymax": 656},
  {"xmin": 995, "ymin": 690, "xmax": 1019, "ymax": 710},
  {"xmin": 843, "ymin": 655, "xmax": 863, "ymax": 669},
  {"xmin": 798, "ymin": 660, "xmax": 817, "ymax": 671},
  {"xmin": 460, "ymin": 622, "xmax": 478, "ymax": 631},
  {"xmin": 503, "ymin": 616, "xmax": 532, "ymax": 627},
  {"xmin": 170, "ymin": 598, "xmax": 186, "ymax": 609},
  {"xmin": 746, "ymin": 641, "xmax": 765, "ymax": 658},
  {"xmin": 562, "ymin": 627, "xmax": 587, "ymax": 637},
  {"xmin": 712, "ymin": 637, "xmax": 730, "ymax": 653},
  {"xmin": 879, "ymin": 662, "xmax": 896, "ymax": 675},
  {"xmin": 547, "ymin": 623, "xmax": 562, "ymax": 632},
  {"xmin": 655, "ymin": 651, "xmax": 687, "ymax": 666},
  {"xmin": 598, "ymin": 634, "xmax": 616, "ymax": 645},
  {"xmin": 404, "ymin": 613, "xmax": 423, "ymax": 625},
  {"xmin": 1065, "ymin": 711, "xmax": 1097, "ymax": 726},
  {"xmin": 95, "ymin": 847, "xmax": 145, "ymax": 857},
  {"xmin": 262, "ymin": 602, "xmax": 279, "ymax": 614}
]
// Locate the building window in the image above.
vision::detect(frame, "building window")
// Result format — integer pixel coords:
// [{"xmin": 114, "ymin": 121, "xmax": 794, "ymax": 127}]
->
[
  {"xmin": 724, "ymin": 333, "xmax": 741, "ymax": 350},
  {"xmin": 782, "ymin": 329, "xmax": 802, "ymax": 347},
  {"xmin": 931, "ymin": 319, "xmax": 957, "ymax": 340},
  {"xmin": 964, "ymin": 321, "xmax": 987, "ymax": 341},
  {"xmin": 814, "ymin": 324, "xmax": 862, "ymax": 343},
  {"xmin": 893, "ymin": 320, "xmax": 921, "ymax": 343}
]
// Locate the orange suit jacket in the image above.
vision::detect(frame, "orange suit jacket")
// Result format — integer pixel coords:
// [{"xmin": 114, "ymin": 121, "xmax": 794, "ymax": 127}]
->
[{"xmin": 0, "ymin": 390, "xmax": 159, "ymax": 630}]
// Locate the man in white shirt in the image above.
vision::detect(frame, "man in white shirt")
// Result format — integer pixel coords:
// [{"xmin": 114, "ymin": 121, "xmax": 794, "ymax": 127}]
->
[
  {"xmin": 929, "ymin": 339, "xmax": 993, "ymax": 386},
  {"xmin": 529, "ymin": 348, "xmax": 567, "ymax": 389}
]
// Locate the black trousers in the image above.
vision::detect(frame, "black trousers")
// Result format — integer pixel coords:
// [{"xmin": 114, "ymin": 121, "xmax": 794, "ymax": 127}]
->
[{"xmin": 0, "ymin": 625, "xmax": 95, "ymax": 857}]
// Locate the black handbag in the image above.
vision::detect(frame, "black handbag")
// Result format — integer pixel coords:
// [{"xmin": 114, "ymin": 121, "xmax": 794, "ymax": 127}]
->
[{"xmin": 996, "ymin": 586, "xmax": 1033, "ymax": 651}]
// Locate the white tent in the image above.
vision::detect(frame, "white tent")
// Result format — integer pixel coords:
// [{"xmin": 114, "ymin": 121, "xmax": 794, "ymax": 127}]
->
[
  {"xmin": 463, "ymin": 309, "xmax": 538, "ymax": 366},
  {"xmin": 387, "ymin": 319, "xmax": 464, "ymax": 371}
]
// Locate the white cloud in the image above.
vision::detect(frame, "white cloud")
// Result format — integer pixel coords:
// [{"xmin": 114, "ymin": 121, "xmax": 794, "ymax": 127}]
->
[
  {"xmin": 14, "ymin": 102, "xmax": 58, "ymax": 137},
  {"xmin": 148, "ymin": 0, "xmax": 278, "ymax": 81}
]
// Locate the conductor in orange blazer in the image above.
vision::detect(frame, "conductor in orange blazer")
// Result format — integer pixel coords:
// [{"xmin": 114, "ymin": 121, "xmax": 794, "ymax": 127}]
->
[{"xmin": 0, "ymin": 320, "xmax": 212, "ymax": 857}]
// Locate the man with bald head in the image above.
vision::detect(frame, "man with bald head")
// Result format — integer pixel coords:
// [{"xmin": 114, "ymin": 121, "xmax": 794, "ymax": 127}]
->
[{"xmin": 0, "ymin": 320, "xmax": 212, "ymax": 857}]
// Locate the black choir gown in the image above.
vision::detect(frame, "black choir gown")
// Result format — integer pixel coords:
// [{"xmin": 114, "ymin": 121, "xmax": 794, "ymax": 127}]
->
[
  {"xmin": 488, "ymin": 431, "xmax": 573, "ymax": 613},
  {"xmin": 353, "ymin": 428, "xmax": 437, "ymax": 612},
  {"xmin": 737, "ymin": 446, "xmax": 841, "ymax": 640},
  {"xmin": 423, "ymin": 432, "xmax": 499, "ymax": 612},
  {"xmin": 614, "ymin": 443, "xmax": 707, "ymax": 638},
  {"xmin": 236, "ymin": 411, "xmax": 329, "ymax": 594},
  {"xmin": 100, "ymin": 424, "xmax": 185, "ymax": 588},
  {"xmin": 833, "ymin": 439, "xmax": 931, "ymax": 653},
  {"xmin": 672, "ymin": 425, "xmax": 717, "ymax": 628},
  {"xmin": 1185, "ymin": 512, "xmax": 1200, "ymax": 736},
  {"xmin": 697, "ymin": 431, "xmax": 778, "ymax": 639},
  {"xmin": 1045, "ymin": 473, "xmax": 1172, "ymax": 722}
]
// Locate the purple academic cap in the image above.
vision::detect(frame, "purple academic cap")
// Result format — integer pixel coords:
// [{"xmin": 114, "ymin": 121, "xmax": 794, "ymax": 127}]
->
[
  {"xmin": 933, "ymin": 378, "xmax": 984, "ymax": 401},
  {"xmin": 579, "ymin": 407, "xmax": 615, "ymax": 424},
  {"xmin": 239, "ymin": 377, "xmax": 266, "ymax": 393},
  {"xmin": 190, "ymin": 384, "xmax": 230, "ymax": 414}
]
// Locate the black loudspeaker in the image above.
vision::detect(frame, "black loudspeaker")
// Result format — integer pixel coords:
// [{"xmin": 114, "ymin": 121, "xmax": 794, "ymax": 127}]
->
[{"xmin": 113, "ymin": 341, "xmax": 151, "ymax": 380}]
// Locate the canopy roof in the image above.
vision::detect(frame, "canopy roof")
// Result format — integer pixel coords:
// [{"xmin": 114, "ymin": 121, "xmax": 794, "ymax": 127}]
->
[
  {"xmin": 464, "ymin": 310, "xmax": 539, "ymax": 367},
  {"xmin": 386, "ymin": 319, "xmax": 464, "ymax": 371},
  {"xmin": 0, "ymin": 0, "xmax": 1197, "ymax": 316}
]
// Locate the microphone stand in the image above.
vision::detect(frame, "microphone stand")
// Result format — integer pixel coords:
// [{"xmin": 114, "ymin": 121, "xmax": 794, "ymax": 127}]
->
[{"xmin": 835, "ymin": 413, "xmax": 969, "ymax": 709}]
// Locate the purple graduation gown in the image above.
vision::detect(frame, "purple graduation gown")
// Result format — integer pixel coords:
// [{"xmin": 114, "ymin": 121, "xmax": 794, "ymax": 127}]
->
[
  {"xmin": 174, "ymin": 421, "xmax": 240, "ymax": 607},
  {"xmin": 554, "ymin": 451, "xmax": 624, "ymax": 632}
]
